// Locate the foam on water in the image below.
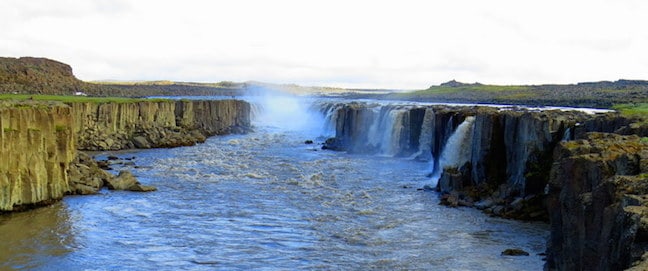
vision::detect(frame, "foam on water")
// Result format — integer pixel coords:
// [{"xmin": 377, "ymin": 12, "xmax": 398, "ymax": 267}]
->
[{"xmin": 0, "ymin": 100, "xmax": 550, "ymax": 271}]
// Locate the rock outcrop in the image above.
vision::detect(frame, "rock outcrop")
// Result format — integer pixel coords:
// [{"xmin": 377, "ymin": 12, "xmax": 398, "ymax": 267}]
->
[
  {"xmin": 322, "ymin": 102, "xmax": 589, "ymax": 219},
  {"xmin": 71, "ymin": 99, "xmax": 251, "ymax": 151},
  {"xmin": 545, "ymin": 133, "xmax": 648, "ymax": 271},
  {"xmin": 0, "ymin": 57, "xmax": 245, "ymax": 97},
  {"xmin": 1, "ymin": 99, "xmax": 251, "ymax": 212},
  {"xmin": 320, "ymin": 101, "xmax": 648, "ymax": 270},
  {"xmin": 0, "ymin": 57, "xmax": 85, "ymax": 95},
  {"xmin": 0, "ymin": 101, "xmax": 75, "ymax": 211},
  {"xmin": 67, "ymin": 152, "xmax": 155, "ymax": 194}
]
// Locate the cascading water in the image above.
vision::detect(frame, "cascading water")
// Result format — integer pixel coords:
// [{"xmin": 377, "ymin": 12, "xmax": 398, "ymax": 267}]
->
[
  {"xmin": 0, "ymin": 99, "xmax": 550, "ymax": 270},
  {"xmin": 367, "ymin": 107, "xmax": 407, "ymax": 157},
  {"xmin": 433, "ymin": 116, "xmax": 476, "ymax": 185},
  {"xmin": 412, "ymin": 108, "xmax": 435, "ymax": 161}
]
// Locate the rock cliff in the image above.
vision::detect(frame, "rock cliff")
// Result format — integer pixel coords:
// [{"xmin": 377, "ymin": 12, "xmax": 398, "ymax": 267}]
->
[
  {"xmin": 322, "ymin": 102, "xmax": 588, "ymax": 213},
  {"xmin": 71, "ymin": 100, "xmax": 251, "ymax": 150},
  {"xmin": 545, "ymin": 133, "xmax": 648, "ymax": 271},
  {"xmin": 0, "ymin": 101, "xmax": 75, "ymax": 211},
  {"xmin": 320, "ymin": 101, "xmax": 648, "ymax": 270},
  {"xmin": 1, "ymin": 99, "xmax": 251, "ymax": 212}
]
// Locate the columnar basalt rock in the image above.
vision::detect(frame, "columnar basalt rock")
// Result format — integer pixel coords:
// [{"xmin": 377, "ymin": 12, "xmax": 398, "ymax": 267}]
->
[
  {"xmin": 322, "ymin": 102, "xmax": 587, "ymax": 210},
  {"xmin": 321, "ymin": 101, "xmax": 648, "ymax": 270},
  {"xmin": 1, "ymin": 99, "xmax": 252, "ymax": 212},
  {"xmin": 0, "ymin": 102, "xmax": 75, "ymax": 211},
  {"xmin": 71, "ymin": 99, "xmax": 251, "ymax": 151},
  {"xmin": 545, "ymin": 133, "xmax": 648, "ymax": 271}
]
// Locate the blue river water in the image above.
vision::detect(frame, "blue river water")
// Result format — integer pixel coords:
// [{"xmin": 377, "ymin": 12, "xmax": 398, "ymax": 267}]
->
[{"xmin": 0, "ymin": 98, "xmax": 549, "ymax": 270}]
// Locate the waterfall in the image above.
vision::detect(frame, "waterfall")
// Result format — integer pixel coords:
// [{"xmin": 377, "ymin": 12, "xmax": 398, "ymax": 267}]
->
[
  {"xmin": 315, "ymin": 102, "xmax": 412, "ymax": 157},
  {"xmin": 321, "ymin": 103, "xmax": 343, "ymax": 137},
  {"xmin": 381, "ymin": 109, "xmax": 407, "ymax": 156},
  {"xmin": 561, "ymin": 127, "xmax": 572, "ymax": 141},
  {"xmin": 436, "ymin": 116, "xmax": 476, "ymax": 175},
  {"xmin": 412, "ymin": 108, "xmax": 435, "ymax": 161}
]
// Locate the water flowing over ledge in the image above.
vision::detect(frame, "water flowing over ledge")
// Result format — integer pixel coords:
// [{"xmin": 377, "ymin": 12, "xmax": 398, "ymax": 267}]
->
[{"xmin": 315, "ymin": 100, "xmax": 648, "ymax": 270}]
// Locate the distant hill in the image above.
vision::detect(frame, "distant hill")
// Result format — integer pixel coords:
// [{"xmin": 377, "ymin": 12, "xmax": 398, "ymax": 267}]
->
[
  {"xmin": 0, "ymin": 57, "xmax": 86, "ymax": 95},
  {"xmin": 386, "ymin": 80, "xmax": 648, "ymax": 108},
  {"xmin": 1, "ymin": 56, "xmax": 647, "ymax": 108},
  {"xmin": 0, "ymin": 57, "xmax": 245, "ymax": 97}
]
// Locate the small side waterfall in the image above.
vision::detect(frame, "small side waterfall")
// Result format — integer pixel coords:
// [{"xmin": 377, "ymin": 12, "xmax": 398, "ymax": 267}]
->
[
  {"xmin": 378, "ymin": 109, "xmax": 407, "ymax": 156},
  {"xmin": 412, "ymin": 108, "xmax": 435, "ymax": 161},
  {"xmin": 561, "ymin": 127, "xmax": 572, "ymax": 141},
  {"xmin": 320, "ymin": 102, "xmax": 343, "ymax": 137},
  {"xmin": 436, "ymin": 116, "xmax": 476, "ymax": 176}
]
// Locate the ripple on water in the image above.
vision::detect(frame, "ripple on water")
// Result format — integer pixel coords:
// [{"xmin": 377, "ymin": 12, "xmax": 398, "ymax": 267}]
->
[{"xmin": 1, "ymin": 127, "xmax": 548, "ymax": 270}]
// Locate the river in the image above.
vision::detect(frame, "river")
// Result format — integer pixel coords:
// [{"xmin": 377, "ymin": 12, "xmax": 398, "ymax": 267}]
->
[{"xmin": 0, "ymin": 97, "xmax": 548, "ymax": 270}]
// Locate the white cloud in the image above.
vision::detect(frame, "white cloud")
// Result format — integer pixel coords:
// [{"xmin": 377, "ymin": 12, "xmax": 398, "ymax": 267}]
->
[{"xmin": 1, "ymin": 0, "xmax": 647, "ymax": 89}]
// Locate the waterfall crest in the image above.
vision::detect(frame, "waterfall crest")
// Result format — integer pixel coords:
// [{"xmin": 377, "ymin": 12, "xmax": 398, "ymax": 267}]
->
[
  {"xmin": 437, "ymin": 116, "xmax": 476, "ymax": 173},
  {"xmin": 413, "ymin": 108, "xmax": 435, "ymax": 161}
]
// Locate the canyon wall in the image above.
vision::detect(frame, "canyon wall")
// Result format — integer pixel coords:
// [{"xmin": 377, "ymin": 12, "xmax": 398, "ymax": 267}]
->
[
  {"xmin": 546, "ymin": 133, "xmax": 648, "ymax": 271},
  {"xmin": 71, "ymin": 99, "xmax": 251, "ymax": 150},
  {"xmin": 322, "ymin": 102, "xmax": 588, "ymax": 203},
  {"xmin": 321, "ymin": 101, "xmax": 648, "ymax": 270},
  {"xmin": 0, "ymin": 99, "xmax": 251, "ymax": 212},
  {"xmin": 0, "ymin": 102, "xmax": 75, "ymax": 211}
]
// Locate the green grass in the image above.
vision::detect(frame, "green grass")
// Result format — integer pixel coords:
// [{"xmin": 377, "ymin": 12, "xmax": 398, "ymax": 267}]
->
[
  {"xmin": 0, "ymin": 94, "xmax": 170, "ymax": 104},
  {"xmin": 612, "ymin": 103, "xmax": 648, "ymax": 117},
  {"xmin": 395, "ymin": 84, "xmax": 531, "ymax": 97},
  {"xmin": 641, "ymin": 137, "xmax": 648, "ymax": 144}
]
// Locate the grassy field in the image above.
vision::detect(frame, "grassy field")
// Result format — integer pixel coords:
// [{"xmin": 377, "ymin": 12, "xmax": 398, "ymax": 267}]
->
[
  {"xmin": 0, "ymin": 94, "xmax": 170, "ymax": 103},
  {"xmin": 612, "ymin": 103, "xmax": 648, "ymax": 121},
  {"xmin": 385, "ymin": 80, "xmax": 648, "ymax": 108}
]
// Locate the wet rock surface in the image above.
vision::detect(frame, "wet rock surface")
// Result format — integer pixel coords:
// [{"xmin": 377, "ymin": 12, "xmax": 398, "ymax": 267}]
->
[
  {"xmin": 68, "ymin": 152, "xmax": 156, "ymax": 194},
  {"xmin": 502, "ymin": 248, "xmax": 530, "ymax": 256}
]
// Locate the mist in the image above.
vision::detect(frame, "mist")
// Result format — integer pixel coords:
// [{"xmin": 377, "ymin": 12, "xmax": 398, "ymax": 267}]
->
[{"xmin": 244, "ymin": 85, "xmax": 325, "ymax": 137}]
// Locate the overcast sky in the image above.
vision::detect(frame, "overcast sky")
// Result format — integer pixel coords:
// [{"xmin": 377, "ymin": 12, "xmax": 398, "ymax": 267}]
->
[{"xmin": 2, "ymin": 0, "xmax": 647, "ymax": 89}]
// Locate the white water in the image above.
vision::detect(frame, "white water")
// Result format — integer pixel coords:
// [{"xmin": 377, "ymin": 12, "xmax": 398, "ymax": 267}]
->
[
  {"xmin": 434, "ymin": 116, "xmax": 476, "ymax": 185},
  {"xmin": 412, "ymin": 108, "xmax": 435, "ymax": 161},
  {"xmin": 0, "ymin": 99, "xmax": 550, "ymax": 270}
]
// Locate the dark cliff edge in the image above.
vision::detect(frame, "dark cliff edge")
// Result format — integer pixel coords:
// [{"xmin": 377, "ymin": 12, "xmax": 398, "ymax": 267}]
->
[
  {"xmin": 322, "ymin": 102, "xmax": 648, "ymax": 270},
  {"xmin": 0, "ymin": 99, "xmax": 251, "ymax": 212},
  {"xmin": 546, "ymin": 133, "xmax": 648, "ymax": 271}
]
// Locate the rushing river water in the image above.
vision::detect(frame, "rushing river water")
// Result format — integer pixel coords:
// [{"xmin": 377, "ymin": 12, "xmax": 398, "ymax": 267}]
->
[{"xmin": 0, "ymin": 98, "xmax": 548, "ymax": 270}]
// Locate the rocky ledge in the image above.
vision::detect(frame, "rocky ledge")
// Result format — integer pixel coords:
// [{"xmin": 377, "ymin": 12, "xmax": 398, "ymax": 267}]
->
[
  {"xmin": 546, "ymin": 132, "xmax": 648, "ymax": 271},
  {"xmin": 68, "ymin": 152, "xmax": 156, "ymax": 195},
  {"xmin": 1, "ymin": 99, "xmax": 252, "ymax": 212},
  {"xmin": 71, "ymin": 99, "xmax": 251, "ymax": 151}
]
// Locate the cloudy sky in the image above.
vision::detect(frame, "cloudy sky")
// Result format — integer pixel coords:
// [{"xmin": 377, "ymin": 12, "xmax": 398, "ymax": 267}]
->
[{"xmin": 2, "ymin": 0, "xmax": 647, "ymax": 89}]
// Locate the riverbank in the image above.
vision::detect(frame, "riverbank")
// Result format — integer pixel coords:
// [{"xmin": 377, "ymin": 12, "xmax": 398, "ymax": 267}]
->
[{"xmin": 0, "ymin": 98, "xmax": 251, "ymax": 212}]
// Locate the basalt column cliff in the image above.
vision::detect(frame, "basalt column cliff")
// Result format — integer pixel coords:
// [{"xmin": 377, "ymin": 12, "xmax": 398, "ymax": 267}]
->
[
  {"xmin": 320, "ymin": 101, "xmax": 648, "ymax": 270},
  {"xmin": 0, "ymin": 99, "xmax": 251, "ymax": 212},
  {"xmin": 0, "ymin": 102, "xmax": 75, "ymax": 211}
]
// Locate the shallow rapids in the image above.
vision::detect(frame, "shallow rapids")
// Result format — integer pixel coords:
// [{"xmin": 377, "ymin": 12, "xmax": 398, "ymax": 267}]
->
[{"xmin": 1, "ymin": 124, "xmax": 547, "ymax": 270}]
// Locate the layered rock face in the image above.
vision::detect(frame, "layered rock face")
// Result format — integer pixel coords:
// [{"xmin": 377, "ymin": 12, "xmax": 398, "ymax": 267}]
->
[
  {"xmin": 71, "ymin": 100, "xmax": 251, "ymax": 150},
  {"xmin": 545, "ymin": 133, "xmax": 648, "ymax": 271},
  {"xmin": 0, "ymin": 102, "xmax": 75, "ymax": 211}
]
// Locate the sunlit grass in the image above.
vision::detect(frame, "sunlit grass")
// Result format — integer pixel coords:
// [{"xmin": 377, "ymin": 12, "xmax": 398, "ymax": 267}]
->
[{"xmin": 613, "ymin": 103, "xmax": 648, "ymax": 116}]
